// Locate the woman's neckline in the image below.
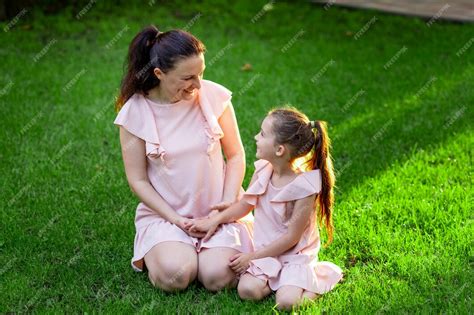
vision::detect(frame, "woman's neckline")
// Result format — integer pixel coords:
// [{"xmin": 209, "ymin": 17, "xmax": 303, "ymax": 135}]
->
[
  {"xmin": 145, "ymin": 96, "xmax": 188, "ymax": 107},
  {"xmin": 144, "ymin": 91, "xmax": 197, "ymax": 107}
]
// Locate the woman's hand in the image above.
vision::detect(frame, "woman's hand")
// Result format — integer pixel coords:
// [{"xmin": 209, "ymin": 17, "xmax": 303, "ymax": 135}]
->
[
  {"xmin": 229, "ymin": 252, "xmax": 254, "ymax": 274},
  {"xmin": 175, "ymin": 216, "xmax": 206, "ymax": 238},
  {"xmin": 185, "ymin": 216, "xmax": 221, "ymax": 241}
]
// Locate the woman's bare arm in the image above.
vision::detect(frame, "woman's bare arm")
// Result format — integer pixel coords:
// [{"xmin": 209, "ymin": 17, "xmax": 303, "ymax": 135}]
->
[
  {"xmin": 218, "ymin": 102, "xmax": 246, "ymax": 204},
  {"xmin": 119, "ymin": 126, "xmax": 203, "ymax": 236}
]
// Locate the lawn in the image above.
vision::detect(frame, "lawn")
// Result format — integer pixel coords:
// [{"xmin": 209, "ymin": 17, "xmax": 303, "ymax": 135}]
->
[{"xmin": 1, "ymin": 0, "xmax": 472, "ymax": 313}]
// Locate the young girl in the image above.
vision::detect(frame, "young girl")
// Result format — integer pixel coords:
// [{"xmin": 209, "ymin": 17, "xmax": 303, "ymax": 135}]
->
[{"xmin": 186, "ymin": 107, "xmax": 342, "ymax": 310}]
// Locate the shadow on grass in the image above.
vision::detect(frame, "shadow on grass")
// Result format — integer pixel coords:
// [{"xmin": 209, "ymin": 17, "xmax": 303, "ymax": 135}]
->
[{"xmin": 331, "ymin": 70, "xmax": 471, "ymax": 194}]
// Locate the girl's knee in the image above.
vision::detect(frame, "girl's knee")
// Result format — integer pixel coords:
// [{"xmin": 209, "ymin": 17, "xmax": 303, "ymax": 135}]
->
[
  {"xmin": 302, "ymin": 290, "xmax": 318, "ymax": 301},
  {"xmin": 276, "ymin": 295, "xmax": 299, "ymax": 311},
  {"xmin": 275, "ymin": 287, "xmax": 303, "ymax": 310},
  {"xmin": 237, "ymin": 280, "xmax": 265, "ymax": 301}
]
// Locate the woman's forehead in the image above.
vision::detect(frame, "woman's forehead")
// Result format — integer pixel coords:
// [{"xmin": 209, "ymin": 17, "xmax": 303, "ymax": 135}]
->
[{"xmin": 174, "ymin": 54, "xmax": 205, "ymax": 74}]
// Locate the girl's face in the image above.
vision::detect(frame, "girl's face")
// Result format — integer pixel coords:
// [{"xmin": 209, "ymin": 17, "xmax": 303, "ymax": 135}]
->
[
  {"xmin": 254, "ymin": 116, "xmax": 279, "ymax": 160},
  {"xmin": 154, "ymin": 53, "xmax": 205, "ymax": 103}
]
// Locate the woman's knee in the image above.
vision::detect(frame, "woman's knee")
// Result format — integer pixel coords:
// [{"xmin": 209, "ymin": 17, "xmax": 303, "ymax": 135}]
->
[
  {"xmin": 199, "ymin": 264, "xmax": 236, "ymax": 292},
  {"xmin": 198, "ymin": 248, "xmax": 238, "ymax": 292},
  {"xmin": 145, "ymin": 242, "xmax": 198, "ymax": 292},
  {"xmin": 148, "ymin": 261, "xmax": 197, "ymax": 291}
]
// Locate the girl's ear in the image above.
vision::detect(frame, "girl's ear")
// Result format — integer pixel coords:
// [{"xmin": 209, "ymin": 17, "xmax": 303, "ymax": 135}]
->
[{"xmin": 275, "ymin": 144, "xmax": 286, "ymax": 157}]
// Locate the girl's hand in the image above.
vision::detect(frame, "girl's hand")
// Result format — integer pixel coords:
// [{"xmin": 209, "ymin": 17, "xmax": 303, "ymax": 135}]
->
[
  {"xmin": 186, "ymin": 216, "xmax": 221, "ymax": 241},
  {"xmin": 207, "ymin": 200, "xmax": 234, "ymax": 218},
  {"xmin": 210, "ymin": 201, "xmax": 234, "ymax": 212},
  {"xmin": 229, "ymin": 252, "xmax": 254, "ymax": 274},
  {"xmin": 207, "ymin": 209, "xmax": 220, "ymax": 218},
  {"xmin": 176, "ymin": 217, "xmax": 206, "ymax": 238}
]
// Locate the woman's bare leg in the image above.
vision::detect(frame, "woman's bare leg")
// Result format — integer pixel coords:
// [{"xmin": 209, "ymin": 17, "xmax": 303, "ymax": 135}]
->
[
  {"xmin": 144, "ymin": 241, "xmax": 197, "ymax": 292},
  {"xmin": 198, "ymin": 247, "xmax": 239, "ymax": 292}
]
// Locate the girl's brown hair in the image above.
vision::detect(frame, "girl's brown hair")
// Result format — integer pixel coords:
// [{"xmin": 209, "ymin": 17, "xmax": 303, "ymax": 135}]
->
[
  {"xmin": 115, "ymin": 25, "xmax": 206, "ymax": 111},
  {"xmin": 269, "ymin": 107, "xmax": 335, "ymax": 244}
]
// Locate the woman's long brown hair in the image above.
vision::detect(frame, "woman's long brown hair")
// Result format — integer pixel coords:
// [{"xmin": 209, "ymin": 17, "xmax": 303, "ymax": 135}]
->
[{"xmin": 115, "ymin": 25, "xmax": 205, "ymax": 111}]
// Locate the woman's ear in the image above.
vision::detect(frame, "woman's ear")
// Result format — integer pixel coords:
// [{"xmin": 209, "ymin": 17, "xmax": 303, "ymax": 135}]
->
[{"xmin": 153, "ymin": 67, "xmax": 164, "ymax": 80}]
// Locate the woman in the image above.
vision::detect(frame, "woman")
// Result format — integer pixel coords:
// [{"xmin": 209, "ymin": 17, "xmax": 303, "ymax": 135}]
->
[{"xmin": 114, "ymin": 25, "xmax": 253, "ymax": 292}]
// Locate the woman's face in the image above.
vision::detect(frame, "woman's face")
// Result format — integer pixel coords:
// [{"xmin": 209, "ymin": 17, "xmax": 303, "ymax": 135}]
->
[
  {"xmin": 154, "ymin": 53, "xmax": 205, "ymax": 103},
  {"xmin": 254, "ymin": 116, "xmax": 278, "ymax": 160}
]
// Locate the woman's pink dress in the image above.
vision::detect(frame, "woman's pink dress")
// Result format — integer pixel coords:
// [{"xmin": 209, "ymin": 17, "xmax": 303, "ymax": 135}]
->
[
  {"xmin": 114, "ymin": 80, "xmax": 253, "ymax": 272},
  {"xmin": 243, "ymin": 159, "xmax": 342, "ymax": 294}
]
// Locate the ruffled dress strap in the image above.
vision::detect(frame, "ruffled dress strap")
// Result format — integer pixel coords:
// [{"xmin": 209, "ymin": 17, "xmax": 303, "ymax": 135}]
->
[
  {"xmin": 114, "ymin": 80, "xmax": 232, "ymax": 159},
  {"xmin": 242, "ymin": 159, "xmax": 273, "ymax": 206},
  {"xmin": 113, "ymin": 93, "xmax": 166, "ymax": 160},
  {"xmin": 198, "ymin": 79, "xmax": 232, "ymax": 154},
  {"xmin": 272, "ymin": 169, "xmax": 321, "ymax": 216}
]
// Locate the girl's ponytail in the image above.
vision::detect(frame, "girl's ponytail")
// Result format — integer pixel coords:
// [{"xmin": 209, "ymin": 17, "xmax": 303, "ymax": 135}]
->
[
  {"xmin": 269, "ymin": 108, "xmax": 336, "ymax": 245},
  {"xmin": 311, "ymin": 120, "xmax": 335, "ymax": 244}
]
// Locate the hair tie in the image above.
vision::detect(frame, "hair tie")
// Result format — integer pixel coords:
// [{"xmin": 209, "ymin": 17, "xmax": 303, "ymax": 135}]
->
[
  {"xmin": 310, "ymin": 121, "xmax": 316, "ymax": 129},
  {"xmin": 147, "ymin": 31, "xmax": 162, "ymax": 47}
]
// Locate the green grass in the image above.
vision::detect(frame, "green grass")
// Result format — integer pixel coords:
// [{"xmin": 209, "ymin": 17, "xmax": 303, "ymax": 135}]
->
[{"xmin": 1, "ymin": 0, "xmax": 472, "ymax": 313}]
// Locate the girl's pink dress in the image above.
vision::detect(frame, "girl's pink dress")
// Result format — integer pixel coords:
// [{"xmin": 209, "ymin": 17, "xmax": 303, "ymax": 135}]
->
[
  {"xmin": 243, "ymin": 159, "xmax": 342, "ymax": 294},
  {"xmin": 114, "ymin": 80, "xmax": 253, "ymax": 272}
]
